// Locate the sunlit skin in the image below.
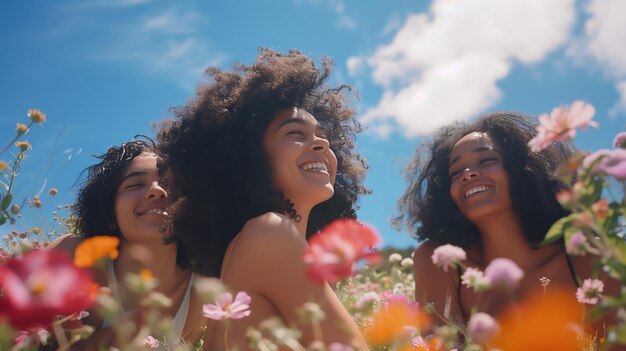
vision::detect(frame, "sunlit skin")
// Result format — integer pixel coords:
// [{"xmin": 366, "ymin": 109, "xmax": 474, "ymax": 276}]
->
[
  {"xmin": 412, "ymin": 132, "xmax": 616, "ymax": 325},
  {"xmin": 203, "ymin": 108, "xmax": 367, "ymax": 351},
  {"xmin": 49, "ymin": 154, "xmax": 206, "ymax": 347}
]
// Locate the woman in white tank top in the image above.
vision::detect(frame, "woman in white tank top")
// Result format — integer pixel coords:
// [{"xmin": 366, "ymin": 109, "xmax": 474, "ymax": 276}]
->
[{"xmin": 49, "ymin": 138, "xmax": 206, "ymax": 350}]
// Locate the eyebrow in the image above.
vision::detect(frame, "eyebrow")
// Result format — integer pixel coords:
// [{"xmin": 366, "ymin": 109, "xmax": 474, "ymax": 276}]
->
[
  {"xmin": 277, "ymin": 117, "xmax": 308, "ymax": 130},
  {"xmin": 120, "ymin": 170, "xmax": 148, "ymax": 182},
  {"xmin": 448, "ymin": 146, "xmax": 498, "ymax": 167}
]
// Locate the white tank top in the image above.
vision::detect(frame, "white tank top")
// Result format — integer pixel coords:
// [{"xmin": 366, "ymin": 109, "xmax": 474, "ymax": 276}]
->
[{"xmin": 105, "ymin": 261, "xmax": 195, "ymax": 349}]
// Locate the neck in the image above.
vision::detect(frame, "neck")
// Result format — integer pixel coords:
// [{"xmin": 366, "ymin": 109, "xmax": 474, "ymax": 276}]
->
[
  {"xmin": 116, "ymin": 239, "xmax": 187, "ymax": 290},
  {"xmin": 473, "ymin": 211, "xmax": 552, "ymax": 269},
  {"xmin": 291, "ymin": 202, "xmax": 312, "ymax": 238}
]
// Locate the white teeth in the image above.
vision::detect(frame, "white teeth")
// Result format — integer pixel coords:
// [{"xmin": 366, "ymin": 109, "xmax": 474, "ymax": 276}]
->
[
  {"xmin": 465, "ymin": 186, "xmax": 490, "ymax": 198},
  {"xmin": 144, "ymin": 208, "xmax": 168, "ymax": 215},
  {"xmin": 301, "ymin": 162, "xmax": 328, "ymax": 172}
]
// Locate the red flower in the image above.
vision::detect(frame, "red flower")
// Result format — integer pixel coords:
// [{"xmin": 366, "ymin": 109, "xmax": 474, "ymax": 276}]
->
[
  {"xmin": 303, "ymin": 219, "xmax": 382, "ymax": 285},
  {"xmin": 0, "ymin": 250, "xmax": 96, "ymax": 329}
]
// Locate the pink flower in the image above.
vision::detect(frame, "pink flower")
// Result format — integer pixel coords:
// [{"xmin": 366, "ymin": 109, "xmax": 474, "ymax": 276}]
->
[
  {"xmin": 356, "ymin": 291, "xmax": 380, "ymax": 309},
  {"xmin": 528, "ymin": 100, "xmax": 598, "ymax": 152},
  {"xmin": 461, "ymin": 267, "xmax": 491, "ymax": 292},
  {"xmin": 329, "ymin": 343, "xmax": 356, "ymax": 351},
  {"xmin": 576, "ymin": 278, "xmax": 604, "ymax": 305},
  {"xmin": 0, "ymin": 250, "xmax": 96, "ymax": 330},
  {"xmin": 143, "ymin": 335, "xmax": 160, "ymax": 349},
  {"xmin": 381, "ymin": 293, "xmax": 420, "ymax": 313},
  {"xmin": 202, "ymin": 291, "xmax": 251, "ymax": 320},
  {"xmin": 431, "ymin": 244, "xmax": 466, "ymax": 272},
  {"xmin": 583, "ymin": 148, "xmax": 626, "ymax": 180},
  {"xmin": 614, "ymin": 132, "xmax": 626, "ymax": 148},
  {"xmin": 468, "ymin": 312, "xmax": 500, "ymax": 345},
  {"xmin": 14, "ymin": 328, "xmax": 50, "ymax": 348},
  {"xmin": 303, "ymin": 219, "xmax": 381, "ymax": 285},
  {"xmin": 484, "ymin": 258, "xmax": 524, "ymax": 290},
  {"xmin": 566, "ymin": 231, "xmax": 589, "ymax": 256}
]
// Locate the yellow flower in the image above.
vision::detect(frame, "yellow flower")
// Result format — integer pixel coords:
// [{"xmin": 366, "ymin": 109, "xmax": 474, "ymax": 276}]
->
[
  {"xmin": 16, "ymin": 123, "xmax": 29, "ymax": 135},
  {"xmin": 16, "ymin": 141, "xmax": 31, "ymax": 152},
  {"xmin": 28, "ymin": 109, "xmax": 46, "ymax": 124},
  {"xmin": 74, "ymin": 236, "xmax": 120, "ymax": 268},
  {"xmin": 0, "ymin": 160, "xmax": 7, "ymax": 173},
  {"xmin": 32, "ymin": 227, "xmax": 40, "ymax": 235}
]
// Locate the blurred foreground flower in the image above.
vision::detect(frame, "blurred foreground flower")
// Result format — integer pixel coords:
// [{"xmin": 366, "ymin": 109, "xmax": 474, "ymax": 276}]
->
[
  {"xmin": 467, "ymin": 312, "xmax": 500, "ymax": 345},
  {"xmin": 73, "ymin": 235, "xmax": 120, "ymax": 267},
  {"xmin": 366, "ymin": 293, "xmax": 430, "ymax": 346},
  {"xmin": 431, "ymin": 244, "xmax": 466, "ymax": 272},
  {"xmin": 576, "ymin": 278, "xmax": 604, "ymax": 305},
  {"xmin": 0, "ymin": 250, "xmax": 96, "ymax": 329},
  {"xmin": 143, "ymin": 335, "xmax": 160, "ymax": 349},
  {"xmin": 583, "ymin": 148, "xmax": 626, "ymax": 180},
  {"xmin": 484, "ymin": 258, "xmax": 523, "ymax": 290},
  {"xmin": 528, "ymin": 100, "xmax": 597, "ymax": 152},
  {"xmin": 493, "ymin": 289, "xmax": 583, "ymax": 351},
  {"xmin": 303, "ymin": 219, "xmax": 381, "ymax": 285},
  {"xmin": 202, "ymin": 291, "xmax": 251, "ymax": 320}
]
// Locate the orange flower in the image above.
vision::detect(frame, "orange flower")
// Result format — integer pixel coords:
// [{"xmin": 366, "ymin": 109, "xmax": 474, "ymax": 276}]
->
[
  {"xmin": 31, "ymin": 195, "xmax": 42, "ymax": 208},
  {"xmin": 74, "ymin": 236, "xmax": 120, "ymax": 268},
  {"xmin": 16, "ymin": 123, "xmax": 29, "ymax": 135},
  {"xmin": 16, "ymin": 141, "xmax": 31, "ymax": 152},
  {"xmin": 0, "ymin": 160, "xmax": 7, "ymax": 173},
  {"xmin": 492, "ymin": 289, "xmax": 584, "ymax": 351},
  {"xmin": 48, "ymin": 188, "xmax": 58, "ymax": 196},
  {"xmin": 592, "ymin": 198, "xmax": 609, "ymax": 220},
  {"xmin": 366, "ymin": 298, "xmax": 430, "ymax": 346},
  {"xmin": 28, "ymin": 109, "xmax": 46, "ymax": 124}
]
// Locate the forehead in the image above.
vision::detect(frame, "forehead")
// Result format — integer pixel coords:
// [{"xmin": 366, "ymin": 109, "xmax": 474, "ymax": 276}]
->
[
  {"xmin": 123, "ymin": 153, "xmax": 158, "ymax": 175},
  {"xmin": 270, "ymin": 107, "xmax": 319, "ymax": 128},
  {"xmin": 450, "ymin": 132, "xmax": 496, "ymax": 159}
]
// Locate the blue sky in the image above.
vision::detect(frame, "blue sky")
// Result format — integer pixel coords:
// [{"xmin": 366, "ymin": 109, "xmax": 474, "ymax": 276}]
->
[{"xmin": 1, "ymin": 0, "xmax": 625, "ymax": 249}]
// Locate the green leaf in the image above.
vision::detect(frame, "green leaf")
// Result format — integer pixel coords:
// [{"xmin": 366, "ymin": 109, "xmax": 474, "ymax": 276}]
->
[
  {"xmin": 541, "ymin": 215, "xmax": 573, "ymax": 245},
  {"xmin": 0, "ymin": 193, "xmax": 11, "ymax": 211}
]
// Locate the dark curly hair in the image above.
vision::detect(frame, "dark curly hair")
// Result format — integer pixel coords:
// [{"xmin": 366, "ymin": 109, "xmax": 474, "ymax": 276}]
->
[
  {"xmin": 396, "ymin": 112, "xmax": 573, "ymax": 247},
  {"xmin": 158, "ymin": 49, "xmax": 369, "ymax": 277},
  {"xmin": 73, "ymin": 137, "xmax": 189, "ymax": 269}
]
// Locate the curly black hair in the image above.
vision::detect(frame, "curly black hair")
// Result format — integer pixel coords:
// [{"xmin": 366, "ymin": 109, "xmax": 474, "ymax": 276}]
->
[
  {"xmin": 396, "ymin": 112, "xmax": 574, "ymax": 247},
  {"xmin": 73, "ymin": 137, "xmax": 189, "ymax": 268},
  {"xmin": 158, "ymin": 49, "xmax": 369, "ymax": 277}
]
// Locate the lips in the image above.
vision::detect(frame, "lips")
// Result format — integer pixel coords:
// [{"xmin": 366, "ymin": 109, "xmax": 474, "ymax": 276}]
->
[
  {"xmin": 137, "ymin": 207, "xmax": 169, "ymax": 216},
  {"xmin": 299, "ymin": 160, "xmax": 329, "ymax": 174},
  {"xmin": 463, "ymin": 184, "xmax": 492, "ymax": 199}
]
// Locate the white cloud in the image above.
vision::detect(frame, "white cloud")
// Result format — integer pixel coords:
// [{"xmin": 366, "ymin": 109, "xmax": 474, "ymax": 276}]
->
[
  {"xmin": 350, "ymin": 0, "xmax": 575, "ymax": 138},
  {"xmin": 576, "ymin": 0, "xmax": 626, "ymax": 117}
]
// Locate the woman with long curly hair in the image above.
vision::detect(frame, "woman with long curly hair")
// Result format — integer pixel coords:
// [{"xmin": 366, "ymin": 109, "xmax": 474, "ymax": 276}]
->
[
  {"xmin": 158, "ymin": 49, "xmax": 369, "ymax": 350},
  {"xmin": 397, "ymin": 112, "xmax": 617, "ymax": 324},
  {"xmin": 49, "ymin": 138, "xmax": 206, "ymax": 350}
]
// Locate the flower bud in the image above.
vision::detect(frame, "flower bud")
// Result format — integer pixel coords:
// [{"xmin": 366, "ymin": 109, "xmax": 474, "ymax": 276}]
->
[
  {"xmin": 28, "ymin": 109, "xmax": 46, "ymax": 124},
  {"xmin": 0, "ymin": 160, "xmax": 7, "ymax": 172},
  {"xmin": 16, "ymin": 123, "xmax": 28, "ymax": 135},
  {"xmin": 16, "ymin": 141, "xmax": 31, "ymax": 152}
]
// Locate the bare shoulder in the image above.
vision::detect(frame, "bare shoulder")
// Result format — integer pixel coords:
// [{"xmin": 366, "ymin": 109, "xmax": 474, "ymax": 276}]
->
[
  {"xmin": 46, "ymin": 234, "xmax": 84, "ymax": 256},
  {"xmin": 235, "ymin": 212, "xmax": 305, "ymax": 252},
  {"xmin": 412, "ymin": 240, "xmax": 439, "ymax": 271}
]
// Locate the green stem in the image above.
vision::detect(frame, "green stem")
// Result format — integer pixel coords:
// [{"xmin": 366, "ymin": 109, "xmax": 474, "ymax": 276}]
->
[{"xmin": 0, "ymin": 121, "xmax": 32, "ymax": 155}]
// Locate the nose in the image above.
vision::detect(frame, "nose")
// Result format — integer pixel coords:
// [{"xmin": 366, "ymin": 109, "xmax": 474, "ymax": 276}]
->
[
  {"xmin": 311, "ymin": 136, "xmax": 330, "ymax": 152},
  {"xmin": 146, "ymin": 181, "xmax": 168, "ymax": 199},
  {"xmin": 461, "ymin": 168, "xmax": 479, "ymax": 182}
]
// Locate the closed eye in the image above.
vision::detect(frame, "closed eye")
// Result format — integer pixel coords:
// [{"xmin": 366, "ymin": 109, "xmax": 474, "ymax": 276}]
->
[
  {"xmin": 480, "ymin": 158, "xmax": 498, "ymax": 165},
  {"xmin": 449, "ymin": 169, "xmax": 462, "ymax": 180},
  {"xmin": 124, "ymin": 183, "xmax": 143, "ymax": 190}
]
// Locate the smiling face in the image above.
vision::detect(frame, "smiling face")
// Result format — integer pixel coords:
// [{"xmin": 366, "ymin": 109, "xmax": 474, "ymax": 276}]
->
[
  {"xmin": 448, "ymin": 132, "xmax": 513, "ymax": 223},
  {"xmin": 262, "ymin": 107, "xmax": 338, "ymax": 211},
  {"xmin": 114, "ymin": 153, "xmax": 171, "ymax": 243}
]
